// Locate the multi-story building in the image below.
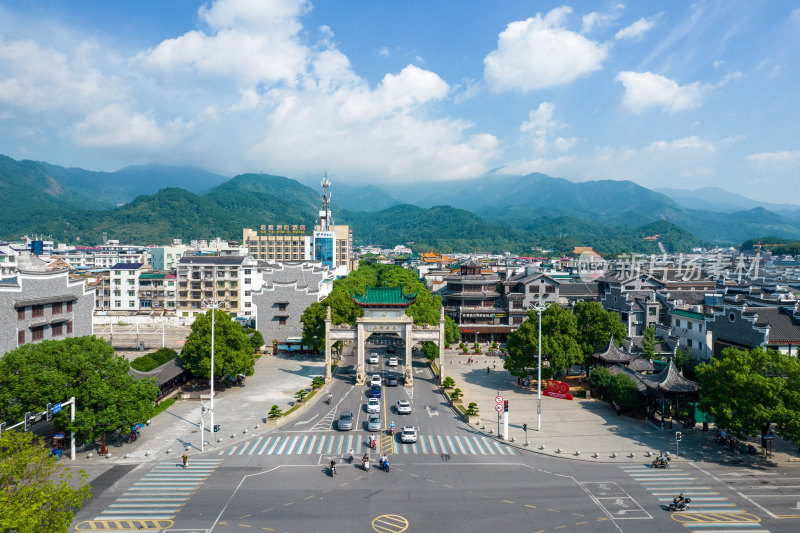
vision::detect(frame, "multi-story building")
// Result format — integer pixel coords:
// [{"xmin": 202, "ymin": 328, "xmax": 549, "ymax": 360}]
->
[
  {"xmin": 176, "ymin": 255, "xmax": 246, "ymax": 317},
  {"xmin": 252, "ymin": 262, "xmax": 335, "ymax": 344},
  {"xmin": 150, "ymin": 244, "xmax": 192, "ymax": 271},
  {"xmin": 138, "ymin": 272, "xmax": 178, "ymax": 314},
  {"xmin": 0, "ymin": 245, "xmax": 20, "ymax": 279},
  {"xmin": 669, "ymin": 308, "xmax": 709, "ymax": 360},
  {"xmin": 442, "ymin": 259, "xmax": 508, "ymax": 343},
  {"xmin": 0, "ymin": 253, "xmax": 94, "ymax": 357},
  {"xmin": 503, "ymin": 268, "xmax": 561, "ymax": 327},
  {"xmin": 110, "ymin": 263, "xmax": 149, "ymax": 311},
  {"xmin": 242, "ymin": 226, "xmax": 313, "ymax": 263}
]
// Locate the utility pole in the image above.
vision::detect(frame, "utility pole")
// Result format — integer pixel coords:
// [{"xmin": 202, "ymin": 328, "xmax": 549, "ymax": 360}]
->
[{"xmin": 202, "ymin": 271, "xmax": 228, "ymax": 445}]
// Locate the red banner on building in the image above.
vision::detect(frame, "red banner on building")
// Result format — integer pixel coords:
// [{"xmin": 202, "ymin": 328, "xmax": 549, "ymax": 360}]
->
[{"xmin": 543, "ymin": 379, "xmax": 573, "ymax": 400}]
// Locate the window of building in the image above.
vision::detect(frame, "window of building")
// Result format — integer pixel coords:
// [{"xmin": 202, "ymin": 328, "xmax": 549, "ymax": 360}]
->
[
  {"xmin": 115, "ymin": 270, "xmax": 121, "ymax": 275},
  {"xmin": 698, "ymin": 342, "xmax": 703, "ymax": 350},
  {"xmin": 244, "ymin": 269, "xmax": 251, "ymax": 275},
  {"xmin": 278, "ymin": 316, "xmax": 287, "ymax": 325},
  {"xmin": 67, "ymin": 321, "xmax": 73, "ymax": 334},
  {"xmin": 528, "ymin": 286, "xmax": 539, "ymax": 293},
  {"xmin": 277, "ymin": 303, "xmax": 288, "ymax": 311},
  {"xmin": 698, "ymin": 323, "xmax": 703, "ymax": 332},
  {"xmin": 245, "ymin": 278, "xmax": 251, "ymax": 284},
  {"xmin": 52, "ymin": 302, "xmax": 62, "ymax": 315},
  {"xmin": 18, "ymin": 330, "xmax": 25, "ymax": 345},
  {"xmin": 687, "ymin": 322, "xmax": 692, "ymax": 330},
  {"xmin": 17, "ymin": 308, "xmax": 24, "ymax": 320},
  {"xmin": 675, "ymin": 319, "xmax": 681, "ymax": 328},
  {"xmin": 545, "ymin": 286, "xmax": 555, "ymax": 294},
  {"xmin": 245, "ymin": 302, "xmax": 251, "ymax": 307},
  {"xmin": 32, "ymin": 305, "xmax": 44, "ymax": 318},
  {"xmin": 115, "ymin": 301, "xmax": 121, "ymax": 308},
  {"xmin": 52, "ymin": 323, "xmax": 63, "ymax": 337},
  {"xmin": 513, "ymin": 317, "xmax": 524, "ymax": 324},
  {"xmin": 687, "ymin": 339, "xmax": 693, "ymax": 347},
  {"xmin": 32, "ymin": 327, "xmax": 44, "ymax": 341}
]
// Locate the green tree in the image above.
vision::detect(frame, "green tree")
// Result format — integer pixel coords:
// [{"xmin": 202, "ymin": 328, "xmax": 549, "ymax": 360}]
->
[
  {"xmin": 294, "ymin": 389, "xmax": 308, "ymax": 403},
  {"xmin": 466, "ymin": 402, "xmax": 479, "ymax": 416},
  {"xmin": 0, "ymin": 430, "xmax": 91, "ymax": 532},
  {"xmin": 573, "ymin": 301, "xmax": 626, "ymax": 359},
  {"xmin": 505, "ymin": 305, "xmax": 583, "ymax": 377},
  {"xmin": 674, "ymin": 347, "xmax": 691, "ymax": 372},
  {"xmin": 300, "ymin": 302, "xmax": 327, "ymax": 352},
  {"xmin": 450, "ymin": 388, "xmax": 463, "ymax": 401},
  {"xmin": 181, "ymin": 309, "xmax": 255, "ymax": 379},
  {"xmin": 442, "ymin": 376, "xmax": 456, "ymax": 389},
  {"xmin": 589, "ymin": 366, "xmax": 612, "ymax": 392},
  {"xmin": 696, "ymin": 347, "xmax": 800, "ymax": 442},
  {"xmin": 642, "ymin": 326, "xmax": 656, "ymax": 361},
  {"xmin": 0, "ymin": 337, "xmax": 158, "ymax": 443},
  {"xmin": 249, "ymin": 330, "xmax": 265, "ymax": 352},
  {"xmin": 421, "ymin": 341, "xmax": 439, "ymax": 361},
  {"xmin": 268, "ymin": 405, "xmax": 283, "ymax": 418},
  {"xmin": 444, "ymin": 315, "xmax": 460, "ymax": 345},
  {"xmin": 609, "ymin": 374, "xmax": 645, "ymax": 412}
]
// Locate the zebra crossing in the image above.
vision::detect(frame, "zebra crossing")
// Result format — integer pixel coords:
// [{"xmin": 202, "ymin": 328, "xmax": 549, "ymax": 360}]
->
[
  {"xmin": 620, "ymin": 465, "xmax": 770, "ymax": 531},
  {"xmin": 94, "ymin": 458, "xmax": 223, "ymax": 522},
  {"xmin": 217, "ymin": 432, "xmax": 516, "ymax": 458}
]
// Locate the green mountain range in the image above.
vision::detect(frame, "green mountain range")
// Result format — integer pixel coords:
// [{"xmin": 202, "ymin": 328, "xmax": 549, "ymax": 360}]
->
[{"xmin": 1, "ymin": 154, "xmax": 797, "ymax": 254}]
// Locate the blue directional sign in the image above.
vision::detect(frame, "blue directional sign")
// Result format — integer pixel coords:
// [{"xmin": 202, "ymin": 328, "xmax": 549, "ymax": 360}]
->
[{"xmin": 52, "ymin": 402, "xmax": 62, "ymax": 415}]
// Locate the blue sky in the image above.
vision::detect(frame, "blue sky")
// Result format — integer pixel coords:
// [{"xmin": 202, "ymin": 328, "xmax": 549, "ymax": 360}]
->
[{"xmin": 0, "ymin": 0, "xmax": 798, "ymax": 201}]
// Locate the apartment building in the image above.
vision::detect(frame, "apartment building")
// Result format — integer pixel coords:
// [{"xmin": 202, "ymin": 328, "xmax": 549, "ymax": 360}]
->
[
  {"xmin": 150, "ymin": 244, "xmax": 192, "ymax": 271},
  {"xmin": 138, "ymin": 272, "xmax": 177, "ymax": 314},
  {"xmin": 242, "ymin": 226, "xmax": 313, "ymax": 263},
  {"xmin": 176, "ymin": 256, "xmax": 246, "ymax": 317},
  {"xmin": 110, "ymin": 263, "xmax": 149, "ymax": 311}
]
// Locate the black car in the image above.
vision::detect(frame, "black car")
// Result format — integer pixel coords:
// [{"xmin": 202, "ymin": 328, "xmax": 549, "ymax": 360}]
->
[
  {"xmin": 387, "ymin": 345, "xmax": 396, "ymax": 353},
  {"xmin": 386, "ymin": 374, "xmax": 400, "ymax": 387}
]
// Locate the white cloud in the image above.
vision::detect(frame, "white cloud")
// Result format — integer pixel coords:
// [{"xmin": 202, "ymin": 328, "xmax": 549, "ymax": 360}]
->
[
  {"xmin": 746, "ymin": 150, "xmax": 800, "ymax": 166},
  {"xmin": 71, "ymin": 104, "xmax": 189, "ymax": 150},
  {"xmin": 615, "ymin": 71, "xmax": 707, "ymax": 113},
  {"xmin": 581, "ymin": 4, "xmax": 625, "ymax": 33},
  {"xmin": 378, "ymin": 46, "xmax": 389, "ymax": 57},
  {"xmin": 519, "ymin": 102, "xmax": 577, "ymax": 152},
  {"xmin": 484, "ymin": 6, "xmax": 608, "ymax": 92},
  {"xmin": 645, "ymin": 136, "xmax": 716, "ymax": 152},
  {"xmin": 615, "ymin": 15, "xmax": 659, "ymax": 40}
]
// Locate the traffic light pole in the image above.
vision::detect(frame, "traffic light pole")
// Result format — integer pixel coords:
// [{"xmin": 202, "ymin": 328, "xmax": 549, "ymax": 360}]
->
[{"xmin": 1, "ymin": 396, "xmax": 76, "ymax": 460}]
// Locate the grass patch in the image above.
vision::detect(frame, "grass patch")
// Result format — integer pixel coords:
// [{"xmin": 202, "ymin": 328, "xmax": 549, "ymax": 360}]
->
[
  {"xmin": 430, "ymin": 361, "xmax": 440, "ymax": 376},
  {"xmin": 455, "ymin": 403, "xmax": 467, "ymax": 414},
  {"xmin": 152, "ymin": 397, "xmax": 177, "ymax": 417},
  {"xmin": 574, "ymin": 389, "xmax": 587, "ymax": 398}
]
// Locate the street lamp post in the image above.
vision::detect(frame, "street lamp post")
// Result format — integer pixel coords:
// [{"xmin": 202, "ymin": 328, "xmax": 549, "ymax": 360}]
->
[
  {"xmin": 202, "ymin": 294, "xmax": 227, "ymax": 448},
  {"xmin": 529, "ymin": 300, "xmax": 550, "ymax": 432}
]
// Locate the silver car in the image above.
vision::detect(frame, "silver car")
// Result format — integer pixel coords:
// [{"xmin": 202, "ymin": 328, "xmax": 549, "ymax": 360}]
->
[
  {"xmin": 396, "ymin": 400, "xmax": 411, "ymax": 414},
  {"xmin": 367, "ymin": 413, "xmax": 382, "ymax": 432},
  {"xmin": 338, "ymin": 411, "xmax": 353, "ymax": 431},
  {"xmin": 401, "ymin": 426, "xmax": 417, "ymax": 443}
]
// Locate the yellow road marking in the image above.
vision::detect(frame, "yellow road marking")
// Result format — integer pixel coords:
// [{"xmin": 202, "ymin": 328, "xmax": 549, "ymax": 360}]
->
[
  {"xmin": 262, "ymin": 508, "xmax": 273, "ymax": 513},
  {"xmin": 548, "ymin": 508, "xmax": 560, "ymax": 512},
  {"xmin": 502, "ymin": 500, "xmax": 515, "ymax": 504},
  {"xmin": 262, "ymin": 528, "xmax": 274, "ymax": 531},
  {"xmin": 304, "ymin": 495, "xmax": 315, "ymax": 500},
  {"xmin": 323, "ymin": 488, "xmax": 333, "ymax": 493},
  {"xmin": 576, "ymin": 522, "xmax": 587, "ymax": 525},
  {"xmin": 525, "ymin": 505, "xmax": 537, "ymax": 509},
  {"xmin": 672, "ymin": 512, "xmax": 760, "ymax": 525},
  {"xmin": 239, "ymin": 526, "xmax": 252, "ymax": 529},
  {"xmin": 443, "ymin": 484, "xmax": 453, "ymax": 488},
  {"xmin": 409, "ymin": 473, "xmax": 418, "ymax": 477},
  {"xmin": 556, "ymin": 526, "xmax": 566, "ymax": 530},
  {"xmin": 572, "ymin": 513, "xmax": 584, "ymax": 517},
  {"xmin": 426, "ymin": 478, "xmax": 436, "ymax": 483},
  {"xmin": 340, "ymin": 482, "xmax": 349, "ymax": 487},
  {"xmin": 239, "ymin": 514, "xmax": 251, "ymax": 518},
  {"xmin": 371, "ymin": 513, "xmax": 410, "ymax": 533},
  {"xmin": 283, "ymin": 501, "xmax": 294, "ymax": 507}
]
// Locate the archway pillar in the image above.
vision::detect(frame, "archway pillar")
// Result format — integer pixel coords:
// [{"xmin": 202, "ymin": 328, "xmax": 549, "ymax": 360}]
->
[
  {"xmin": 356, "ymin": 322, "xmax": 366, "ymax": 385},
  {"xmin": 404, "ymin": 323, "xmax": 413, "ymax": 386},
  {"xmin": 324, "ymin": 307, "xmax": 332, "ymax": 383}
]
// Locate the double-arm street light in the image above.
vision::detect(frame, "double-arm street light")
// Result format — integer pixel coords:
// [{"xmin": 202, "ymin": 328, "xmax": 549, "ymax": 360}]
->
[{"xmin": 529, "ymin": 300, "xmax": 550, "ymax": 432}]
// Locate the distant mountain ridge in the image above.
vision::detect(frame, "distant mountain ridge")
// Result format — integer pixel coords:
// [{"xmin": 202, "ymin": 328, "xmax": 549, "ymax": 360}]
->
[
  {"xmin": 656, "ymin": 186, "xmax": 800, "ymax": 218},
  {"xmin": 2, "ymin": 153, "xmax": 799, "ymax": 252}
]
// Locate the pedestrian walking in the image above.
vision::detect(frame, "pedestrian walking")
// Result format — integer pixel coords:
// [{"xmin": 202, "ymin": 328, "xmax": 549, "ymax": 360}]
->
[
  {"xmin": 181, "ymin": 453, "xmax": 188, "ymax": 469},
  {"xmin": 487, "ymin": 366, "xmax": 490, "ymax": 374},
  {"xmin": 493, "ymin": 361, "xmax": 496, "ymax": 369}
]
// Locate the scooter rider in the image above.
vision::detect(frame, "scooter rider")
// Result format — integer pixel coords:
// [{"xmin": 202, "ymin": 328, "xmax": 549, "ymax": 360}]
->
[
  {"xmin": 389, "ymin": 421, "xmax": 395, "ymax": 434},
  {"xmin": 370, "ymin": 433, "xmax": 377, "ymax": 449},
  {"xmin": 329, "ymin": 459, "xmax": 337, "ymax": 475},
  {"xmin": 327, "ymin": 392, "xmax": 333, "ymax": 404},
  {"xmin": 673, "ymin": 493, "xmax": 685, "ymax": 506},
  {"xmin": 347, "ymin": 449, "xmax": 355, "ymax": 463},
  {"xmin": 380, "ymin": 454, "xmax": 388, "ymax": 468}
]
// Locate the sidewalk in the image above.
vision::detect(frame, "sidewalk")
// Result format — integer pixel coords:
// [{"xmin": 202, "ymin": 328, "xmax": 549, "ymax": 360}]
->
[
  {"xmin": 71, "ymin": 352, "xmax": 325, "ymax": 466},
  {"xmin": 442, "ymin": 349, "xmax": 800, "ymax": 465}
]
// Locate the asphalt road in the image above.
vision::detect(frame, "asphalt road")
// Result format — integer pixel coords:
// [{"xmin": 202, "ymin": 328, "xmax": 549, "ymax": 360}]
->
[{"xmin": 72, "ymin": 338, "xmax": 800, "ymax": 533}]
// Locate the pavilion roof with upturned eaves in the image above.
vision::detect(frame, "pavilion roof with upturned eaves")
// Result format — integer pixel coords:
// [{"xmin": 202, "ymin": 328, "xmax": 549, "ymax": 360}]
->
[
  {"xmin": 351, "ymin": 285, "xmax": 418, "ymax": 308},
  {"xmin": 592, "ymin": 336, "xmax": 636, "ymax": 364}
]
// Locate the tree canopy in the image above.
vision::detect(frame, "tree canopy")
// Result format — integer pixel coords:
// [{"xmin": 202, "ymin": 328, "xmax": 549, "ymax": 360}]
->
[
  {"xmin": 642, "ymin": 326, "xmax": 656, "ymax": 361},
  {"xmin": 0, "ymin": 336, "xmax": 158, "ymax": 443},
  {"xmin": 506, "ymin": 303, "xmax": 626, "ymax": 377},
  {"xmin": 696, "ymin": 346, "xmax": 800, "ymax": 443},
  {"xmin": 181, "ymin": 309, "xmax": 255, "ymax": 378},
  {"xmin": 0, "ymin": 430, "xmax": 91, "ymax": 532}
]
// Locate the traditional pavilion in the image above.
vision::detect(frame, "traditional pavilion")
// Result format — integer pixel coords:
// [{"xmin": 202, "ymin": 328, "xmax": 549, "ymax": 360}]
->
[{"xmin": 351, "ymin": 285, "xmax": 417, "ymax": 312}]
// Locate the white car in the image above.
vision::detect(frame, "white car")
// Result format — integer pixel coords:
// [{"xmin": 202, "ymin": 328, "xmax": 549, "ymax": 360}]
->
[
  {"xmin": 370, "ymin": 374, "xmax": 382, "ymax": 387},
  {"xmin": 388, "ymin": 357, "xmax": 398, "ymax": 367},
  {"xmin": 396, "ymin": 400, "xmax": 411, "ymax": 414},
  {"xmin": 369, "ymin": 353, "xmax": 379, "ymax": 364},
  {"xmin": 367, "ymin": 398, "xmax": 381, "ymax": 413},
  {"xmin": 401, "ymin": 426, "xmax": 417, "ymax": 443}
]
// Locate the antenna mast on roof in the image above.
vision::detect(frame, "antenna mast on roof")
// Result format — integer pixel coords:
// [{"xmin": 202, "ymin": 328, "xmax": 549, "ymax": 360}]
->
[{"xmin": 320, "ymin": 171, "xmax": 332, "ymax": 231}]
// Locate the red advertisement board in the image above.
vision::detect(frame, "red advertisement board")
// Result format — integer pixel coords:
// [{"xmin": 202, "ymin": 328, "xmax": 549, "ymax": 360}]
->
[{"xmin": 543, "ymin": 379, "xmax": 573, "ymax": 400}]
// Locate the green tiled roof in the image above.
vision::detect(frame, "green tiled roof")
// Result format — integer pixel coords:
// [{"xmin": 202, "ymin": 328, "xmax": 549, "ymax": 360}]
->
[
  {"xmin": 140, "ymin": 273, "xmax": 167, "ymax": 279},
  {"xmin": 670, "ymin": 308, "xmax": 704, "ymax": 320},
  {"xmin": 351, "ymin": 285, "xmax": 418, "ymax": 307}
]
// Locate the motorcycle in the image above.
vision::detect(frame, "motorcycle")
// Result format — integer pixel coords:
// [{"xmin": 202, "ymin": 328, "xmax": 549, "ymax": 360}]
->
[
  {"xmin": 363, "ymin": 460, "xmax": 370, "ymax": 471},
  {"xmin": 370, "ymin": 439, "xmax": 377, "ymax": 450},
  {"xmin": 651, "ymin": 458, "xmax": 670, "ymax": 469},
  {"xmin": 668, "ymin": 497, "xmax": 691, "ymax": 512},
  {"xmin": 380, "ymin": 459, "xmax": 390, "ymax": 472},
  {"xmin": 346, "ymin": 453, "xmax": 354, "ymax": 464},
  {"xmin": 388, "ymin": 426, "xmax": 395, "ymax": 436}
]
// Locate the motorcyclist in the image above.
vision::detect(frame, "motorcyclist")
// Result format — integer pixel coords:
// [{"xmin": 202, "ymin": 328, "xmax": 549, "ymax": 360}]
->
[
  {"xmin": 673, "ymin": 493, "xmax": 685, "ymax": 506},
  {"xmin": 329, "ymin": 459, "xmax": 337, "ymax": 475},
  {"xmin": 380, "ymin": 454, "xmax": 388, "ymax": 467},
  {"xmin": 389, "ymin": 421, "xmax": 395, "ymax": 434},
  {"xmin": 327, "ymin": 393, "xmax": 333, "ymax": 404},
  {"xmin": 347, "ymin": 449, "xmax": 355, "ymax": 463},
  {"xmin": 362, "ymin": 453, "xmax": 369, "ymax": 467},
  {"xmin": 370, "ymin": 433, "xmax": 377, "ymax": 449}
]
